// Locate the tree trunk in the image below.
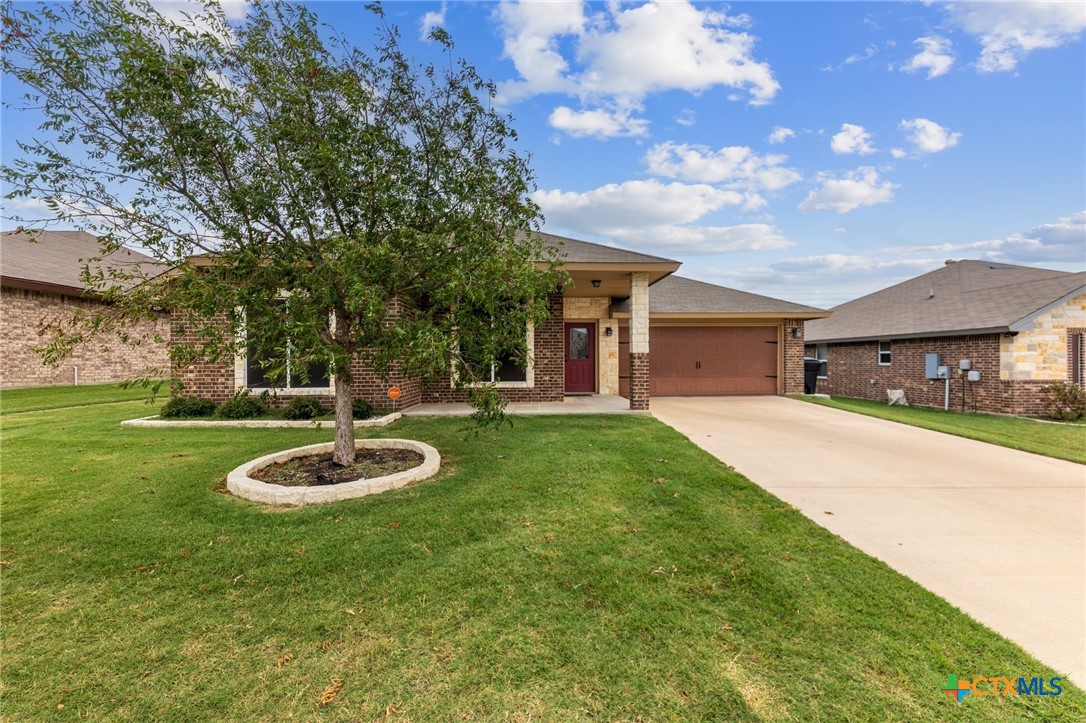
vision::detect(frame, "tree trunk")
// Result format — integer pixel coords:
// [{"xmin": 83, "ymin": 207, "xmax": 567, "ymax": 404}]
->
[{"xmin": 332, "ymin": 366, "xmax": 356, "ymax": 466}]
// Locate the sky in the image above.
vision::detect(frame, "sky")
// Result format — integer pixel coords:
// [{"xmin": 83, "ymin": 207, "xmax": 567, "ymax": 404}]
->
[{"xmin": 3, "ymin": 1, "xmax": 1085, "ymax": 307}]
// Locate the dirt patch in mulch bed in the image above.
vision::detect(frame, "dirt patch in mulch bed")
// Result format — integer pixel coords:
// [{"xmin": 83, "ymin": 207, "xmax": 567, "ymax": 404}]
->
[{"xmin": 250, "ymin": 449, "xmax": 424, "ymax": 487}]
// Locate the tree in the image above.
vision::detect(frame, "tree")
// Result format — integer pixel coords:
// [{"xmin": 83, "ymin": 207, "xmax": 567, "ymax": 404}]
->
[{"xmin": 2, "ymin": 0, "xmax": 563, "ymax": 464}]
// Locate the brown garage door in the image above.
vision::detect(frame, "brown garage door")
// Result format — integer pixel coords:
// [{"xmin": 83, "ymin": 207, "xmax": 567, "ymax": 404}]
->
[{"xmin": 650, "ymin": 326, "xmax": 778, "ymax": 396}]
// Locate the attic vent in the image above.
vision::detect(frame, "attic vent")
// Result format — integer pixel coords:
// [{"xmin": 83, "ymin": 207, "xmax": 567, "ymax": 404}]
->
[{"xmin": 927, "ymin": 288, "xmax": 935, "ymax": 299}]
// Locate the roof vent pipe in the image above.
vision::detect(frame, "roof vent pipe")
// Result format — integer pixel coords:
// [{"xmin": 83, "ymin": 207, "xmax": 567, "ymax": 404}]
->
[{"xmin": 927, "ymin": 288, "xmax": 935, "ymax": 299}]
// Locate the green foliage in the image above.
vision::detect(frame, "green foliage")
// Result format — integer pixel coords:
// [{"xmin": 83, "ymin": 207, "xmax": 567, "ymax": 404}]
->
[
  {"xmin": 215, "ymin": 390, "xmax": 267, "ymax": 420},
  {"xmin": 1040, "ymin": 382, "xmax": 1086, "ymax": 421},
  {"xmin": 351, "ymin": 398, "xmax": 375, "ymax": 420},
  {"xmin": 467, "ymin": 385, "xmax": 510, "ymax": 431},
  {"xmin": 159, "ymin": 396, "xmax": 217, "ymax": 419},
  {"xmin": 281, "ymin": 397, "xmax": 324, "ymax": 420},
  {"xmin": 1, "ymin": 0, "xmax": 566, "ymax": 461}
]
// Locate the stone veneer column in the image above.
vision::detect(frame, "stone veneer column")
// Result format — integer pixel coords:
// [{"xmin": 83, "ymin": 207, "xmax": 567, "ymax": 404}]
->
[{"xmin": 629, "ymin": 272, "xmax": 650, "ymax": 410}]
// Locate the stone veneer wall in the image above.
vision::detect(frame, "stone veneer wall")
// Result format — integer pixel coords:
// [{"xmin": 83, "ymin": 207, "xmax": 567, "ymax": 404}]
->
[
  {"xmin": 1000, "ymin": 293, "xmax": 1086, "ymax": 381},
  {"xmin": 420, "ymin": 292, "xmax": 565, "ymax": 403},
  {"xmin": 563, "ymin": 297, "xmax": 619, "ymax": 395},
  {"xmin": 1, "ymin": 286, "xmax": 170, "ymax": 388}
]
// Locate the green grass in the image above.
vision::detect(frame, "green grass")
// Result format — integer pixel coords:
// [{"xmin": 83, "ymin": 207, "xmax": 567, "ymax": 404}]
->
[
  {"xmin": 0, "ymin": 381, "xmax": 159, "ymax": 414},
  {"xmin": 800, "ymin": 395, "xmax": 1086, "ymax": 465},
  {"xmin": 2, "ymin": 390, "xmax": 1082, "ymax": 720}
]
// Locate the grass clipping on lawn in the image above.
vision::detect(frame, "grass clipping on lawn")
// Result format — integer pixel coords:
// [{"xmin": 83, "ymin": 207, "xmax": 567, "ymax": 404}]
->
[{"xmin": 0, "ymin": 394, "xmax": 1082, "ymax": 720}]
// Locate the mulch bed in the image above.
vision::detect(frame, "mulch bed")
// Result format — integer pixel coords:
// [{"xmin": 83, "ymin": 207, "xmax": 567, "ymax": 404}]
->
[{"xmin": 250, "ymin": 449, "xmax": 424, "ymax": 487}]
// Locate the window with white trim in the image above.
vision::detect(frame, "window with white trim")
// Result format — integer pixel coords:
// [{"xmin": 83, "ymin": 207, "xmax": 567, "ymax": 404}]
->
[
  {"xmin": 815, "ymin": 343, "xmax": 828, "ymax": 377},
  {"xmin": 878, "ymin": 340, "xmax": 892, "ymax": 366},
  {"xmin": 245, "ymin": 300, "xmax": 331, "ymax": 390}
]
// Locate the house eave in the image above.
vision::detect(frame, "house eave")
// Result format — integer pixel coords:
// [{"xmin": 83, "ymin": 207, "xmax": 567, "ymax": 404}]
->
[
  {"xmin": 1008, "ymin": 283, "xmax": 1086, "ymax": 332},
  {"xmin": 808, "ymin": 327, "xmax": 1010, "ymax": 345},
  {"xmin": 612, "ymin": 311, "xmax": 831, "ymax": 321}
]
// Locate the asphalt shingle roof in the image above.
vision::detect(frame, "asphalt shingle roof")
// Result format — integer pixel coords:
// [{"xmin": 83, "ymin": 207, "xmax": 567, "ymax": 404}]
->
[
  {"xmin": 530, "ymin": 231, "xmax": 680, "ymax": 265},
  {"xmin": 1, "ymin": 229, "xmax": 160, "ymax": 292},
  {"xmin": 612, "ymin": 274, "xmax": 824, "ymax": 315},
  {"xmin": 805, "ymin": 260, "xmax": 1086, "ymax": 343}
]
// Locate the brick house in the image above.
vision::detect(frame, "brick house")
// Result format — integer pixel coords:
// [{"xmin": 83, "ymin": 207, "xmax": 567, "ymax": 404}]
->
[
  {"xmin": 175, "ymin": 232, "xmax": 828, "ymax": 411},
  {"xmin": 1, "ymin": 230, "xmax": 170, "ymax": 388},
  {"xmin": 804, "ymin": 260, "xmax": 1086, "ymax": 414}
]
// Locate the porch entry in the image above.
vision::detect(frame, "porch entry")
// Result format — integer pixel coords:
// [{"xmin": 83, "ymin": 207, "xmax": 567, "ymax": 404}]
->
[{"xmin": 564, "ymin": 322, "xmax": 596, "ymax": 394}]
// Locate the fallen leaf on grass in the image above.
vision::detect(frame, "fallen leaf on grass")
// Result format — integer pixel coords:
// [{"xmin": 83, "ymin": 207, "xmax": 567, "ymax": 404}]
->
[
  {"xmin": 384, "ymin": 522, "xmax": 401, "ymax": 529},
  {"xmin": 276, "ymin": 652, "xmax": 293, "ymax": 668},
  {"xmin": 69, "ymin": 467, "xmax": 79, "ymax": 473},
  {"xmin": 653, "ymin": 478, "xmax": 666, "ymax": 485},
  {"xmin": 0, "ymin": 547, "xmax": 12, "ymax": 553},
  {"xmin": 232, "ymin": 574, "xmax": 244, "ymax": 585},
  {"xmin": 0, "ymin": 561, "xmax": 12, "ymax": 568},
  {"xmin": 719, "ymin": 623, "xmax": 733, "ymax": 632},
  {"xmin": 132, "ymin": 563, "xmax": 162, "ymax": 573},
  {"xmin": 344, "ymin": 609, "xmax": 358, "ymax": 616},
  {"xmin": 318, "ymin": 678, "xmax": 344, "ymax": 706},
  {"xmin": 170, "ymin": 453, "xmax": 191, "ymax": 458},
  {"xmin": 178, "ymin": 550, "xmax": 192, "ymax": 558}
]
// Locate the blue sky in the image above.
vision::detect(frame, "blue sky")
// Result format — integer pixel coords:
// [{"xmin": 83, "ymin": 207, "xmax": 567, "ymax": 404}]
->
[{"xmin": 3, "ymin": 1, "xmax": 1085, "ymax": 306}]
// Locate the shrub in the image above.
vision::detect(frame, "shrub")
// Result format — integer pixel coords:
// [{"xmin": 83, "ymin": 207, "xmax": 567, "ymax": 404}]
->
[
  {"xmin": 160, "ymin": 396, "xmax": 216, "ymax": 419},
  {"xmin": 282, "ymin": 397, "xmax": 324, "ymax": 420},
  {"xmin": 216, "ymin": 391, "xmax": 268, "ymax": 420},
  {"xmin": 1039, "ymin": 382, "xmax": 1086, "ymax": 421},
  {"xmin": 351, "ymin": 399, "xmax": 375, "ymax": 420}
]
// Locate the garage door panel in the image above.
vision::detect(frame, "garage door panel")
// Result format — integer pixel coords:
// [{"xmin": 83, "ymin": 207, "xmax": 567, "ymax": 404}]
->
[{"xmin": 650, "ymin": 326, "xmax": 778, "ymax": 396}]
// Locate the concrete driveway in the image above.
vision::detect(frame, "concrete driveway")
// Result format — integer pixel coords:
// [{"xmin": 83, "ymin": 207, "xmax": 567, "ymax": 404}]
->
[{"xmin": 652, "ymin": 396, "xmax": 1085, "ymax": 686}]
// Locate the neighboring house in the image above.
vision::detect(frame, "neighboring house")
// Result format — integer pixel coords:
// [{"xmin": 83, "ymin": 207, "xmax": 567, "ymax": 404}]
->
[
  {"xmin": 805, "ymin": 259, "xmax": 1086, "ymax": 414},
  {"xmin": 0, "ymin": 230, "xmax": 170, "ymax": 388},
  {"xmin": 175, "ymin": 232, "xmax": 828, "ymax": 411}
]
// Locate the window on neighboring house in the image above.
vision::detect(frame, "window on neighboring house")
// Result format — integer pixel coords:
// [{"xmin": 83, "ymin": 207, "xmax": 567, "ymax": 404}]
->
[
  {"xmin": 878, "ymin": 340, "xmax": 892, "ymax": 366},
  {"xmin": 815, "ymin": 343, "xmax": 828, "ymax": 377},
  {"xmin": 245, "ymin": 300, "xmax": 331, "ymax": 390},
  {"xmin": 1071, "ymin": 332, "xmax": 1084, "ymax": 387}
]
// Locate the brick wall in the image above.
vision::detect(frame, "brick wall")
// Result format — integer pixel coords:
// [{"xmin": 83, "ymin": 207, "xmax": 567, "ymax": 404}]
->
[
  {"xmin": 628, "ymin": 352, "xmax": 649, "ymax": 410},
  {"xmin": 782, "ymin": 320, "xmax": 805, "ymax": 394},
  {"xmin": 421, "ymin": 292, "xmax": 565, "ymax": 403},
  {"xmin": 808, "ymin": 335, "xmax": 1005, "ymax": 412},
  {"xmin": 172, "ymin": 311, "xmax": 236, "ymax": 402},
  {"xmin": 1, "ymin": 285, "xmax": 170, "ymax": 388}
]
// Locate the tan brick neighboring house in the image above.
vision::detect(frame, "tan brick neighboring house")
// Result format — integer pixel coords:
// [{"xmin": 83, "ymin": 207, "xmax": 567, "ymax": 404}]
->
[
  {"xmin": 1, "ymin": 230, "xmax": 170, "ymax": 388},
  {"xmin": 176, "ymin": 232, "xmax": 828, "ymax": 411},
  {"xmin": 805, "ymin": 260, "xmax": 1086, "ymax": 414}
]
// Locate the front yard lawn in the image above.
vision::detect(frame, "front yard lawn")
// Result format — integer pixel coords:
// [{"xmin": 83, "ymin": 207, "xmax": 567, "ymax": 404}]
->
[
  {"xmin": 2, "ymin": 391, "xmax": 1082, "ymax": 719},
  {"xmin": 800, "ymin": 395, "xmax": 1085, "ymax": 465},
  {"xmin": 0, "ymin": 381, "xmax": 157, "ymax": 414}
]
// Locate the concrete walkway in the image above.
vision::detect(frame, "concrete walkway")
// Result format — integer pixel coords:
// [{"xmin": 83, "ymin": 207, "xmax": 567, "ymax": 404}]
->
[
  {"xmin": 403, "ymin": 394, "xmax": 645, "ymax": 417},
  {"xmin": 652, "ymin": 396, "xmax": 1086, "ymax": 686}
]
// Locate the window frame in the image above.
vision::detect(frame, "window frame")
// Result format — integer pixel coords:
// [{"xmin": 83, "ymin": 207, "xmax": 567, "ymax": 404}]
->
[
  {"xmin": 452, "ymin": 321, "xmax": 535, "ymax": 389},
  {"xmin": 878, "ymin": 340, "xmax": 892, "ymax": 366},
  {"xmin": 237, "ymin": 303, "xmax": 334, "ymax": 396},
  {"xmin": 815, "ymin": 342, "xmax": 829, "ymax": 378}
]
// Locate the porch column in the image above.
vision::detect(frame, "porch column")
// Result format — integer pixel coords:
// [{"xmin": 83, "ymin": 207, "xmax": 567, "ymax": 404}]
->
[{"xmin": 629, "ymin": 272, "xmax": 650, "ymax": 410}]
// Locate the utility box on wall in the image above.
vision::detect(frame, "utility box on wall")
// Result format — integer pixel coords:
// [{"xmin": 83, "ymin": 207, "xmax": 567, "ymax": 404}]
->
[{"xmin": 925, "ymin": 353, "xmax": 941, "ymax": 379}]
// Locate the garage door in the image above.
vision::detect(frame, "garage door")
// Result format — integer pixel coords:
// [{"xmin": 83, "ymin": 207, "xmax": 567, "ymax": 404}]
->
[{"xmin": 650, "ymin": 326, "xmax": 778, "ymax": 396}]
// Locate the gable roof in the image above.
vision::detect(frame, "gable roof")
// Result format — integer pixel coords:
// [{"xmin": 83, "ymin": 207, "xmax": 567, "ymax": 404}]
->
[
  {"xmin": 806, "ymin": 260, "xmax": 1086, "ymax": 343},
  {"xmin": 0, "ymin": 229, "xmax": 161, "ymax": 296},
  {"xmin": 531, "ymin": 231, "xmax": 680, "ymax": 265},
  {"xmin": 612, "ymin": 274, "xmax": 827, "ymax": 318}
]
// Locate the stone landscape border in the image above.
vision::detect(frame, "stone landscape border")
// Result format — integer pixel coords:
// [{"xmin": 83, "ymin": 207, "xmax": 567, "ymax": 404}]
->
[
  {"xmin": 120, "ymin": 412, "xmax": 401, "ymax": 428},
  {"xmin": 227, "ymin": 438, "xmax": 440, "ymax": 506}
]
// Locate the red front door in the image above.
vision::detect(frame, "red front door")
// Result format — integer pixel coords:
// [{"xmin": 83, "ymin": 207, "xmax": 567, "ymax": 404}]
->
[{"xmin": 564, "ymin": 323, "xmax": 595, "ymax": 393}]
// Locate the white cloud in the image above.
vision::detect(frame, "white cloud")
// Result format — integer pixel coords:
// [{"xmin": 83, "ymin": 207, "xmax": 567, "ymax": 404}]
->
[
  {"xmin": 548, "ymin": 106, "xmax": 649, "ymax": 138},
  {"xmin": 674, "ymin": 108, "xmax": 696, "ymax": 127},
  {"xmin": 644, "ymin": 142, "xmax": 801, "ymax": 194},
  {"xmin": 496, "ymin": 0, "xmax": 778, "ymax": 137},
  {"xmin": 900, "ymin": 118, "xmax": 961, "ymax": 154},
  {"xmin": 902, "ymin": 36, "xmax": 955, "ymax": 78},
  {"xmin": 845, "ymin": 44, "xmax": 878, "ymax": 65},
  {"xmin": 890, "ymin": 148, "xmax": 908, "ymax": 159},
  {"xmin": 531, "ymin": 179, "xmax": 795, "ymax": 254},
  {"xmin": 798, "ymin": 167, "xmax": 897, "ymax": 214},
  {"xmin": 883, "ymin": 211, "xmax": 1086, "ymax": 264},
  {"xmin": 419, "ymin": 1, "xmax": 447, "ymax": 41},
  {"xmin": 830, "ymin": 123, "xmax": 876, "ymax": 155},
  {"xmin": 946, "ymin": 2, "xmax": 1086, "ymax": 72},
  {"xmin": 767, "ymin": 126, "xmax": 795, "ymax": 144}
]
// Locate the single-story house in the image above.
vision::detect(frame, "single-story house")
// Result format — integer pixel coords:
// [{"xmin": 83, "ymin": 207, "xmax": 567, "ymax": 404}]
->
[
  {"xmin": 175, "ymin": 232, "xmax": 828, "ymax": 411},
  {"xmin": 0, "ymin": 230, "xmax": 170, "ymax": 388},
  {"xmin": 804, "ymin": 259, "xmax": 1086, "ymax": 414}
]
